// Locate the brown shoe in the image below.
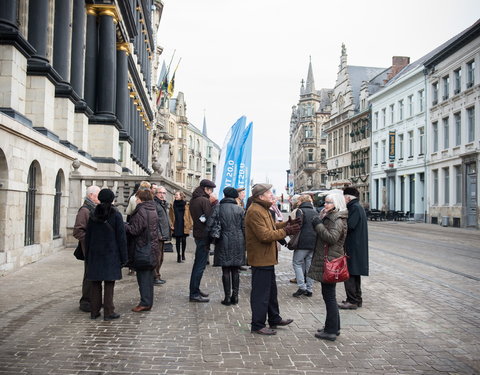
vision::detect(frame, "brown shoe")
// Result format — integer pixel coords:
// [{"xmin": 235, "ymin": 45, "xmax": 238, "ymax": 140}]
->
[
  {"xmin": 338, "ymin": 302, "xmax": 358, "ymax": 310},
  {"xmin": 132, "ymin": 305, "xmax": 151, "ymax": 312},
  {"xmin": 269, "ymin": 319, "xmax": 293, "ymax": 328},
  {"xmin": 252, "ymin": 327, "xmax": 277, "ymax": 335},
  {"xmin": 289, "ymin": 278, "xmax": 297, "ymax": 284}
]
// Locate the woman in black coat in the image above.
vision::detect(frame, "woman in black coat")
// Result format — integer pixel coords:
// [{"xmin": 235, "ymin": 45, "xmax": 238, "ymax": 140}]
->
[
  {"xmin": 207, "ymin": 187, "xmax": 246, "ymax": 306},
  {"xmin": 85, "ymin": 189, "xmax": 127, "ymax": 321},
  {"xmin": 125, "ymin": 189, "xmax": 160, "ymax": 312},
  {"xmin": 169, "ymin": 191, "xmax": 193, "ymax": 263}
]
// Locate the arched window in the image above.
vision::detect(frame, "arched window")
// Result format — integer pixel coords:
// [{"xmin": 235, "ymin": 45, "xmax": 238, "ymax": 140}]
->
[
  {"xmin": 25, "ymin": 163, "xmax": 37, "ymax": 245},
  {"xmin": 196, "ymin": 139, "xmax": 200, "ymax": 153},
  {"xmin": 53, "ymin": 171, "xmax": 63, "ymax": 238}
]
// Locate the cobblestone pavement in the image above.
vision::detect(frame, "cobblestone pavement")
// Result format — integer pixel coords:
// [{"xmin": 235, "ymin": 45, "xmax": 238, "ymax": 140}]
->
[{"xmin": 0, "ymin": 221, "xmax": 479, "ymax": 374}]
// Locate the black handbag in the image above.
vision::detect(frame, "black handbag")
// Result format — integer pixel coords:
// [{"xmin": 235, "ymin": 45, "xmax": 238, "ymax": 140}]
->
[
  {"xmin": 133, "ymin": 214, "xmax": 156, "ymax": 270},
  {"xmin": 287, "ymin": 209, "xmax": 303, "ymax": 250},
  {"xmin": 73, "ymin": 242, "xmax": 84, "ymax": 260}
]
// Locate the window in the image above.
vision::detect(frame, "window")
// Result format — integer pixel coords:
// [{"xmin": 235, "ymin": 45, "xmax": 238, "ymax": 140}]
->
[
  {"xmin": 442, "ymin": 75, "xmax": 450, "ymax": 100},
  {"xmin": 454, "ymin": 68, "xmax": 461, "ymax": 94},
  {"xmin": 327, "ymin": 133, "xmax": 332, "ymax": 157},
  {"xmin": 467, "ymin": 60, "xmax": 475, "ymax": 88},
  {"xmin": 381, "ymin": 140, "xmax": 386, "ymax": 163},
  {"xmin": 408, "ymin": 131, "xmax": 413, "ymax": 157},
  {"xmin": 390, "ymin": 104, "xmax": 395, "ymax": 124},
  {"xmin": 344, "ymin": 125, "xmax": 349, "ymax": 151},
  {"xmin": 188, "ymin": 136, "xmax": 193, "ymax": 149},
  {"xmin": 374, "ymin": 112, "xmax": 379, "ymax": 130},
  {"xmin": 419, "ymin": 127, "xmax": 424, "ymax": 155},
  {"xmin": 467, "ymin": 107, "xmax": 475, "ymax": 142},
  {"xmin": 455, "ymin": 165, "xmax": 462, "ymax": 204},
  {"xmin": 444, "ymin": 167, "xmax": 450, "ymax": 205},
  {"xmin": 333, "ymin": 130, "xmax": 338, "ymax": 155},
  {"xmin": 443, "ymin": 117, "xmax": 449, "ymax": 149},
  {"xmin": 53, "ymin": 172, "xmax": 62, "ymax": 239},
  {"xmin": 381, "ymin": 108, "xmax": 386, "ymax": 127},
  {"xmin": 196, "ymin": 158, "xmax": 201, "ymax": 172},
  {"xmin": 454, "ymin": 113, "xmax": 461, "ymax": 146},
  {"xmin": 177, "ymin": 125, "xmax": 183, "ymax": 139},
  {"xmin": 339, "ymin": 129, "xmax": 343, "ymax": 153},
  {"xmin": 433, "ymin": 170, "xmax": 439, "ymax": 204},
  {"xmin": 398, "ymin": 100, "xmax": 404, "ymax": 121},
  {"xmin": 408, "ymin": 95, "xmax": 413, "ymax": 117},
  {"xmin": 374, "ymin": 142, "xmax": 378, "ymax": 164},
  {"xmin": 305, "ymin": 125, "xmax": 313, "ymax": 138},
  {"xmin": 188, "ymin": 155, "xmax": 193, "ymax": 169},
  {"xmin": 398, "ymin": 134, "xmax": 404, "ymax": 159},
  {"xmin": 196, "ymin": 139, "xmax": 200, "ymax": 152},
  {"xmin": 177, "ymin": 147, "xmax": 183, "ymax": 162},
  {"xmin": 307, "ymin": 148, "xmax": 314, "ymax": 162},
  {"xmin": 25, "ymin": 163, "xmax": 37, "ymax": 246},
  {"xmin": 432, "ymin": 82, "xmax": 438, "ymax": 105},
  {"xmin": 432, "ymin": 122, "xmax": 438, "ymax": 152},
  {"xmin": 418, "ymin": 90, "xmax": 424, "ymax": 112}
]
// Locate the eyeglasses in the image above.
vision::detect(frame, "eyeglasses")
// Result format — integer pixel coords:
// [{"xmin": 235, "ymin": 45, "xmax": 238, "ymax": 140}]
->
[{"xmin": 324, "ymin": 201, "xmax": 334, "ymax": 204}]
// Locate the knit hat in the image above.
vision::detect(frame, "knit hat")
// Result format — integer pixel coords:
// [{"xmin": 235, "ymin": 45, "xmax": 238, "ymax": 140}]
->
[
  {"xmin": 223, "ymin": 187, "xmax": 239, "ymax": 199},
  {"xmin": 98, "ymin": 188, "xmax": 115, "ymax": 203},
  {"xmin": 200, "ymin": 179, "xmax": 216, "ymax": 188},
  {"xmin": 251, "ymin": 183, "xmax": 272, "ymax": 197},
  {"xmin": 343, "ymin": 187, "xmax": 360, "ymax": 198}
]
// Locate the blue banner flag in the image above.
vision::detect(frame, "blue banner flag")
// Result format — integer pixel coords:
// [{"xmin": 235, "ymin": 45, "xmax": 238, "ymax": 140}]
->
[{"xmin": 216, "ymin": 116, "xmax": 254, "ymax": 201}]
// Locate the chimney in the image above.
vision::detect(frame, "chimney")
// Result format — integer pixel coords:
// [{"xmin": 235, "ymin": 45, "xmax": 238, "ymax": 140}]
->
[{"xmin": 385, "ymin": 56, "xmax": 410, "ymax": 83}]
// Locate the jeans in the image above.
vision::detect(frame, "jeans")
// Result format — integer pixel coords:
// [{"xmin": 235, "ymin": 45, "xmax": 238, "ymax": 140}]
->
[
  {"xmin": 292, "ymin": 249, "xmax": 314, "ymax": 292},
  {"xmin": 250, "ymin": 266, "xmax": 282, "ymax": 331},
  {"xmin": 321, "ymin": 282, "xmax": 340, "ymax": 334},
  {"xmin": 189, "ymin": 238, "xmax": 209, "ymax": 298},
  {"xmin": 136, "ymin": 269, "xmax": 154, "ymax": 307}
]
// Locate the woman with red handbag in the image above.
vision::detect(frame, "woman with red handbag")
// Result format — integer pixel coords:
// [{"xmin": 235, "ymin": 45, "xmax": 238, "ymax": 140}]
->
[{"xmin": 307, "ymin": 192, "xmax": 348, "ymax": 341}]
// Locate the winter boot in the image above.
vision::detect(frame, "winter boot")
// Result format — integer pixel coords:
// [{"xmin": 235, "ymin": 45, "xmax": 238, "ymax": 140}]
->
[
  {"xmin": 230, "ymin": 270, "xmax": 240, "ymax": 305},
  {"xmin": 221, "ymin": 273, "xmax": 231, "ymax": 306}
]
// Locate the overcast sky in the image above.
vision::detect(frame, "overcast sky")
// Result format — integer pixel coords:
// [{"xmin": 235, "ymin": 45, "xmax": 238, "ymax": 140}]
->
[{"xmin": 157, "ymin": 0, "xmax": 478, "ymax": 195}]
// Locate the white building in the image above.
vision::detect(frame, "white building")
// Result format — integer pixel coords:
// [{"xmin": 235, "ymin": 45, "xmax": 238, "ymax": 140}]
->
[
  {"xmin": 424, "ymin": 20, "xmax": 480, "ymax": 228},
  {"xmin": 369, "ymin": 62, "xmax": 427, "ymax": 220}
]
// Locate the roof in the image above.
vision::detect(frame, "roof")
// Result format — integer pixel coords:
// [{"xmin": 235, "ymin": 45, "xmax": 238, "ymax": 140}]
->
[{"xmin": 347, "ymin": 65, "xmax": 386, "ymax": 109}]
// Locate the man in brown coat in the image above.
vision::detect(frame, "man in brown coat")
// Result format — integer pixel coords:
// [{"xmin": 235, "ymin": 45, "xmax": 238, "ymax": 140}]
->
[
  {"xmin": 73, "ymin": 185, "xmax": 100, "ymax": 312},
  {"xmin": 245, "ymin": 183, "xmax": 301, "ymax": 335}
]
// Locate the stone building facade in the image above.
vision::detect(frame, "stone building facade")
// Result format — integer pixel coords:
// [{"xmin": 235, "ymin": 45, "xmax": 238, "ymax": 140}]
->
[
  {"xmin": 0, "ymin": 0, "xmax": 170, "ymax": 274},
  {"xmin": 289, "ymin": 60, "xmax": 332, "ymax": 193},
  {"xmin": 424, "ymin": 21, "xmax": 480, "ymax": 228}
]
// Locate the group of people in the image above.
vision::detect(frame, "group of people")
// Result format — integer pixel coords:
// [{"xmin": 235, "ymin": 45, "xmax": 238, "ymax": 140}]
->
[{"xmin": 72, "ymin": 179, "xmax": 368, "ymax": 342}]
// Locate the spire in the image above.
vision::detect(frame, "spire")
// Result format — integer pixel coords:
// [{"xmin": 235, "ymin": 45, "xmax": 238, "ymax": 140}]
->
[
  {"xmin": 305, "ymin": 56, "xmax": 315, "ymax": 94},
  {"xmin": 202, "ymin": 111, "xmax": 208, "ymax": 137},
  {"xmin": 340, "ymin": 43, "xmax": 347, "ymax": 70},
  {"xmin": 300, "ymin": 79, "xmax": 305, "ymax": 95}
]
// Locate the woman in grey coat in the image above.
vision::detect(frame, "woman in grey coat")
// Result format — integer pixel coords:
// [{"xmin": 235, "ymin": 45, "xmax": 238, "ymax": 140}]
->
[
  {"xmin": 207, "ymin": 187, "xmax": 246, "ymax": 306},
  {"xmin": 307, "ymin": 192, "xmax": 348, "ymax": 341}
]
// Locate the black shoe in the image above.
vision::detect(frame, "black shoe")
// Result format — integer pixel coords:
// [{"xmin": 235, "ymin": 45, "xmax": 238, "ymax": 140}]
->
[
  {"xmin": 269, "ymin": 319, "xmax": 293, "ymax": 328},
  {"xmin": 292, "ymin": 288, "xmax": 306, "ymax": 297},
  {"xmin": 189, "ymin": 296, "xmax": 210, "ymax": 303},
  {"xmin": 104, "ymin": 313, "xmax": 120, "ymax": 321},
  {"xmin": 239, "ymin": 266, "xmax": 248, "ymax": 271},
  {"xmin": 230, "ymin": 294, "xmax": 238, "ymax": 305},
  {"xmin": 305, "ymin": 291, "xmax": 313, "ymax": 297},
  {"xmin": 199, "ymin": 290, "xmax": 209, "ymax": 298},
  {"xmin": 154, "ymin": 279, "xmax": 166, "ymax": 285},
  {"xmin": 317, "ymin": 328, "xmax": 340, "ymax": 336},
  {"xmin": 90, "ymin": 312, "xmax": 100, "ymax": 320},
  {"xmin": 251, "ymin": 327, "xmax": 277, "ymax": 335},
  {"xmin": 80, "ymin": 305, "xmax": 91, "ymax": 313},
  {"xmin": 315, "ymin": 331, "xmax": 337, "ymax": 341},
  {"xmin": 221, "ymin": 298, "xmax": 231, "ymax": 306}
]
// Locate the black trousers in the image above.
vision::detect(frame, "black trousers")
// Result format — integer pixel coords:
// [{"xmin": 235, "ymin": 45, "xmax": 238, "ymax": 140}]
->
[
  {"xmin": 90, "ymin": 280, "xmax": 115, "ymax": 316},
  {"xmin": 344, "ymin": 275, "xmax": 362, "ymax": 305},
  {"xmin": 79, "ymin": 261, "xmax": 91, "ymax": 310},
  {"xmin": 321, "ymin": 282, "xmax": 340, "ymax": 334},
  {"xmin": 136, "ymin": 269, "xmax": 154, "ymax": 307},
  {"xmin": 250, "ymin": 266, "xmax": 282, "ymax": 331}
]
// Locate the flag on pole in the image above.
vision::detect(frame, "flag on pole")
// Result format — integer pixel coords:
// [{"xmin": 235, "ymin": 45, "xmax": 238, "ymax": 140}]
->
[
  {"xmin": 156, "ymin": 61, "xmax": 168, "ymax": 108},
  {"xmin": 215, "ymin": 116, "xmax": 254, "ymax": 200},
  {"xmin": 167, "ymin": 71, "xmax": 175, "ymax": 98}
]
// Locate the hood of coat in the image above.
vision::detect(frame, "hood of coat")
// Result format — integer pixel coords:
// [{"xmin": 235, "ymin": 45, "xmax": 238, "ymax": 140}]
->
[
  {"xmin": 325, "ymin": 209, "xmax": 348, "ymax": 222},
  {"xmin": 252, "ymin": 197, "xmax": 273, "ymax": 209},
  {"xmin": 299, "ymin": 202, "xmax": 314, "ymax": 210},
  {"xmin": 220, "ymin": 197, "xmax": 237, "ymax": 205},
  {"xmin": 192, "ymin": 186, "xmax": 209, "ymax": 200},
  {"xmin": 133, "ymin": 199, "xmax": 157, "ymax": 215},
  {"xmin": 173, "ymin": 199, "xmax": 187, "ymax": 209}
]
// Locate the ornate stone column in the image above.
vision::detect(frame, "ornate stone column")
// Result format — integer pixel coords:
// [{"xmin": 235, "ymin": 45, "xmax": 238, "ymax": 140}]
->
[
  {"xmin": 27, "ymin": 0, "xmax": 49, "ymax": 63},
  {"xmin": 52, "ymin": 0, "xmax": 72, "ymax": 83},
  {"xmin": 84, "ymin": 6, "xmax": 98, "ymax": 112},
  {"xmin": 95, "ymin": 9, "xmax": 116, "ymax": 118},
  {"xmin": 70, "ymin": 0, "xmax": 87, "ymax": 98},
  {"xmin": 0, "ymin": 0, "xmax": 18, "ymax": 31},
  {"xmin": 116, "ymin": 43, "xmax": 129, "ymax": 135}
]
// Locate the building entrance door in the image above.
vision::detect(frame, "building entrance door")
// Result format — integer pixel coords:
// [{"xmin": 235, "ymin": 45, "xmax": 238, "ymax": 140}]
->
[
  {"xmin": 466, "ymin": 163, "xmax": 477, "ymax": 227},
  {"xmin": 409, "ymin": 175, "xmax": 415, "ymax": 216}
]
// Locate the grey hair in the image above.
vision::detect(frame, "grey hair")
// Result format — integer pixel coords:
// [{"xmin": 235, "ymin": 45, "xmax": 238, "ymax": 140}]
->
[
  {"xmin": 327, "ymin": 192, "xmax": 347, "ymax": 212},
  {"xmin": 154, "ymin": 185, "xmax": 167, "ymax": 194},
  {"xmin": 86, "ymin": 185, "xmax": 100, "ymax": 197}
]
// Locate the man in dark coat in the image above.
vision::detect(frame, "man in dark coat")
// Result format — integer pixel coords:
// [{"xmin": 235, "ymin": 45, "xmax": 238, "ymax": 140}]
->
[
  {"xmin": 188, "ymin": 179, "xmax": 216, "ymax": 302},
  {"xmin": 153, "ymin": 186, "xmax": 171, "ymax": 285},
  {"xmin": 339, "ymin": 187, "xmax": 369, "ymax": 310},
  {"xmin": 73, "ymin": 185, "xmax": 100, "ymax": 312}
]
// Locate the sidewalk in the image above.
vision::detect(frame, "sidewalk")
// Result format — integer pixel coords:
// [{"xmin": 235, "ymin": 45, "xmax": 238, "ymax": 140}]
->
[{"xmin": 0, "ymin": 226, "xmax": 479, "ymax": 374}]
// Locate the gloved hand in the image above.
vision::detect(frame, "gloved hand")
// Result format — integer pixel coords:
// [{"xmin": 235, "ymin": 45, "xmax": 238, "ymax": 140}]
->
[
  {"xmin": 285, "ymin": 223, "xmax": 301, "ymax": 236},
  {"xmin": 287, "ymin": 216, "xmax": 302, "ymax": 226},
  {"xmin": 312, "ymin": 216, "xmax": 322, "ymax": 228}
]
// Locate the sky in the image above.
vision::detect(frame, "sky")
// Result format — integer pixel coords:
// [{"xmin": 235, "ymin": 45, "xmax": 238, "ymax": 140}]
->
[{"xmin": 157, "ymin": 0, "xmax": 479, "ymax": 195}]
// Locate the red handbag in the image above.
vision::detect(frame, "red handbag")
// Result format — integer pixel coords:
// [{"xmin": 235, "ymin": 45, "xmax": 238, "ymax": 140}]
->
[{"xmin": 322, "ymin": 244, "xmax": 350, "ymax": 283}]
